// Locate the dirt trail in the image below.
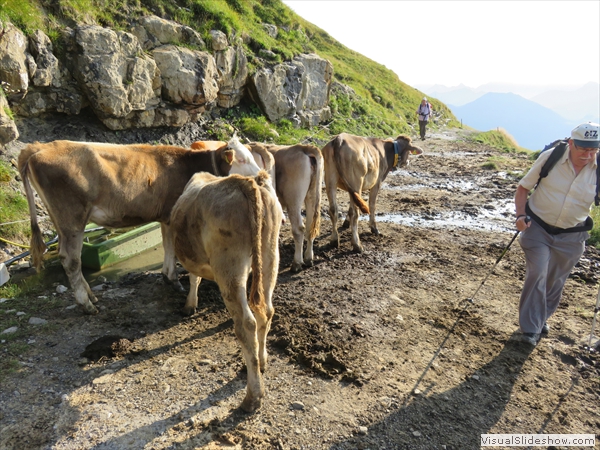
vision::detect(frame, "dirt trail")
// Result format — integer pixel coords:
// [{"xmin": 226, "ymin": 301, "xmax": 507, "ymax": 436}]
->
[{"xmin": 1, "ymin": 124, "xmax": 599, "ymax": 450}]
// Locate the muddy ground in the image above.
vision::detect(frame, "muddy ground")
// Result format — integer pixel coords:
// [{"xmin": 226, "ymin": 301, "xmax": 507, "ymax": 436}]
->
[{"xmin": 1, "ymin": 118, "xmax": 599, "ymax": 450}]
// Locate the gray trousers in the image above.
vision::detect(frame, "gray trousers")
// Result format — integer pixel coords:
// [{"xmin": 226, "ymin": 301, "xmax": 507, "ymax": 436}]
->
[
  {"xmin": 518, "ymin": 220, "xmax": 588, "ymax": 334},
  {"xmin": 419, "ymin": 120, "xmax": 428, "ymax": 138}
]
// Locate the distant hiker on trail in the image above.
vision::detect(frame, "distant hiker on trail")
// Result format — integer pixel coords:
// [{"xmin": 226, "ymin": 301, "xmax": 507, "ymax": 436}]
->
[
  {"xmin": 514, "ymin": 121, "xmax": 600, "ymax": 346},
  {"xmin": 416, "ymin": 97, "xmax": 432, "ymax": 140}
]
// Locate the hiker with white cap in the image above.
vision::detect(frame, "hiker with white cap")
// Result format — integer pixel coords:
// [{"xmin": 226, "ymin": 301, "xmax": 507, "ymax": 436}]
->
[
  {"xmin": 514, "ymin": 122, "xmax": 600, "ymax": 346},
  {"xmin": 416, "ymin": 97, "xmax": 432, "ymax": 140}
]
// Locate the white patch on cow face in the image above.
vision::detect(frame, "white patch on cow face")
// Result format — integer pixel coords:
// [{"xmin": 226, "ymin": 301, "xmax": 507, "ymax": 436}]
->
[{"xmin": 227, "ymin": 135, "xmax": 262, "ymax": 176}]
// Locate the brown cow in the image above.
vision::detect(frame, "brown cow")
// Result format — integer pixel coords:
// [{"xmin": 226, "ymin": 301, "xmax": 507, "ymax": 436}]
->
[
  {"xmin": 18, "ymin": 136, "xmax": 262, "ymax": 314},
  {"xmin": 247, "ymin": 142, "xmax": 323, "ymax": 272},
  {"xmin": 171, "ymin": 171, "xmax": 282, "ymax": 412},
  {"xmin": 322, "ymin": 133, "xmax": 423, "ymax": 252}
]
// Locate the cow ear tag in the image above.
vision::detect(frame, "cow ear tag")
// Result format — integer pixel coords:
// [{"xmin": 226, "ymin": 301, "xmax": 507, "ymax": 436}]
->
[
  {"xmin": 411, "ymin": 149, "xmax": 423, "ymax": 155},
  {"xmin": 223, "ymin": 150, "xmax": 235, "ymax": 164}
]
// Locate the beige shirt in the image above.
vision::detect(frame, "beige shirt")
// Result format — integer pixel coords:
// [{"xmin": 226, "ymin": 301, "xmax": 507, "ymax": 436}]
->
[{"xmin": 519, "ymin": 147, "xmax": 597, "ymax": 228}]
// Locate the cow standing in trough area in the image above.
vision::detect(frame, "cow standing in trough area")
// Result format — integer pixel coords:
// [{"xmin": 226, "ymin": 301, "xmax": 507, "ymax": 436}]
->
[
  {"xmin": 18, "ymin": 136, "xmax": 261, "ymax": 314},
  {"xmin": 322, "ymin": 133, "xmax": 423, "ymax": 252},
  {"xmin": 170, "ymin": 171, "xmax": 282, "ymax": 412},
  {"xmin": 247, "ymin": 142, "xmax": 323, "ymax": 272}
]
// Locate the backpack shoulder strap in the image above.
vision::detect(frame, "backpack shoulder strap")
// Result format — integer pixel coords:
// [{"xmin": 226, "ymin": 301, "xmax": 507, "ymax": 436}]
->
[
  {"xmin": 535, "ymin": 140, "xmax": 568, "ymax": 188},
  {"xmin": 594, "ymin": 152, "xmax": 600, "ymax": 206}
]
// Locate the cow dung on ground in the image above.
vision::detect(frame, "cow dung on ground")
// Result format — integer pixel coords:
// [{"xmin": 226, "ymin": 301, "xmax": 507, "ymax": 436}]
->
[{"xmin": 0, "ymin": 116, "xmax": 599, "ymax": 450}]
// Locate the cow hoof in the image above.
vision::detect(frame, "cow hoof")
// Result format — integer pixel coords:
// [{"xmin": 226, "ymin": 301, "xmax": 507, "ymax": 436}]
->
[
  {"xmin": 303, "ymin": 259, "xmax": 314, "ymax": 268},
  {"xmin": 162, "ymin": 274, "xmax": 186, "ymax": 293},
  {"xmin": 172, "ymin": 281, "xmax": 186, "ymax": 293},
  {"xmin": 81, "ymin": 303, "xmax": 99, "ymax": 315},
  {"xmin": 182, "ymin": 306, "xmax": 196, "ymax": 316},
  {"xmin": 240, "ymin": 395, "xmax": 262, "ymax": 413},
  {"xmin": 290, "ymin": 262, "xmax": 303, "ymax": 273},
  {"xmin": 370, "ymin": 227, "xmax": 380, "ymax": 236},
  {"xmin": 352, "ymin": 245, "xmax": 364, "ymax": 254},
  {"xmin": 329, "ymin": 239, "xmax": 340, "ymax": 249}
]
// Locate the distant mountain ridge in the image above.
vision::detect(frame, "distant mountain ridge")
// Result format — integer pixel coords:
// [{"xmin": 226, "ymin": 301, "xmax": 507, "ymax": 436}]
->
[
  {"xmin": 417, "ymin": 82, "xmax": 599, "ymax": 123},
  {"xmin": 531, "ymin": 82, "xmax": 599, "ymax": 122},
  {"xmin": 449, "ymin": 92, "xmax": 579, "ymax": 150}
]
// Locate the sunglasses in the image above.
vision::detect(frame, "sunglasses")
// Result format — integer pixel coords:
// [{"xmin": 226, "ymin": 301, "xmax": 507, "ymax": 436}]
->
[{"xmin": 573, "ymin": 144, "xmax": 599, "ymax": 153}]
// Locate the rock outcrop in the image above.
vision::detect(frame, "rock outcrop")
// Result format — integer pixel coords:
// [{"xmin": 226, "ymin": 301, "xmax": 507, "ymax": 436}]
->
[
  {"xmin": 0, "ymin": 15, "xmax": 333, "ymax": 144},
  {"xmin": 0, "ymin": 92, "xmax": 19, "ymax": 143},
  {"xmin": 249, "ymin": 53, "xmax": 333, "ymax": 127}
]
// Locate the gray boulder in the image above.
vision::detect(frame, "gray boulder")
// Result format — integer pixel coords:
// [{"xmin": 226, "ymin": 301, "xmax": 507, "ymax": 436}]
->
[
  {"xmin": 152, "ymin": 45, "xmax": 218, "ymax": 107},
  {"xmin": 72, "ymin": 25, "xmax": 161, "ymax": 129},
  {"xmin": 0, "ymin": 93, "xmax": 19, "ymax": 144},
  {"xmin": 215, "ymin": 45, "xmax": 248, "ymax": 108},
  {"xmin": 249, "ymin": 53, "xmax": 332, "ymax": 127},
  {"xmin": 27, "ymin": 30, "xmax": 60, "ymax": 87},
  {"xmin": 0, "ymin": 22, "xmax": 29, "ymax": 94},
  {"xmin": 131, "ymin": 16, "xmax": 205, "ymax": 51},
  {"xmin": 209, "ymin": 30, "xmax": 228, "ymax": 51},
  {"xmin": 9, "ymin": 28, "xmax": 86, "ymax": 118}
]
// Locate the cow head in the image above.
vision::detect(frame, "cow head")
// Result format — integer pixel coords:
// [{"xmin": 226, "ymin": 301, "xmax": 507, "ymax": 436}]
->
[
  {"xmin": 396, "ymin": 135, "xmax": 423, "ymax": 168},
  {"xmin": 227, "ymin": 134, "xmax": 262, "ymax": 176}
]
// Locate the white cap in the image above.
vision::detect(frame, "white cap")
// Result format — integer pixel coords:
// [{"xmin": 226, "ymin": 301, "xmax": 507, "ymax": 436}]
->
[
  {"xmin": 422, "ymin": 97, "xmax": 427, "ymax": 101},
  {"xmin": 571, "ymin": 122, "xmax": 600, "ymax": 148}
]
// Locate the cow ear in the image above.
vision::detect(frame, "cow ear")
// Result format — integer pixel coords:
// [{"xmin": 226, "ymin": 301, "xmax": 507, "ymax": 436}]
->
[
  {"xmin": 223, "ymin": 149, "xmax": 235, "ymax": 164},
  {"xmin": 410, "ymin": 148, "xmax": 423, "ymax": 155}
]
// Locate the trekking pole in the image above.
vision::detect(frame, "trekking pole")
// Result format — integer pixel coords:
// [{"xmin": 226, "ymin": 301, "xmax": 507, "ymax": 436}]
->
[
  {"xmin": 589, "ymin": 283, "xmax": 600, "ymax": 350},
  {"xmin": 467, "ymin": 217, "xmax": 530, "ymax": 304}
]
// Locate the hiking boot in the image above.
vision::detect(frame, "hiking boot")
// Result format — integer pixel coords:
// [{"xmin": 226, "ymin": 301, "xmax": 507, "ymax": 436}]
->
[
  {"xmin": 519, "ymin": 333, "xmax": 540, "ymax": 346},
  {"xmin": 541, "ymin": 323, "xmax": 549, "ymax": 335}
]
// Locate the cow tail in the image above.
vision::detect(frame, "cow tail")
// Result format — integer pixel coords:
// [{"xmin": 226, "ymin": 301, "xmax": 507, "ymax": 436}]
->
[
  {"xmin": 20, "ymin": 161, "xmax": 47, "ymax": 270},
  {"xmin": 250, "ymin": 144, "xmax": 275, "ymax": 172},
  {"xmin": 331, "ymin": 136, "xmax": 370, "ymax": 214},
  {"xmin": 307, "ymin": 146, "xmax": 323, "ymax": 240},
  {"xmin": 243, "ymin": 176, "xmax": 265, "ymax": 312}
]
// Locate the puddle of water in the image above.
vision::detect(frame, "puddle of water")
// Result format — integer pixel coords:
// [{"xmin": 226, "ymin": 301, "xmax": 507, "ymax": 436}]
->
[
  {"xmin": 421, "ymin": 151, "xmax": 477, "ymax": 157},
  {"xmin": 387, "ymin": 170, "xmax": 509, "ymax": 188},
  {"xmin": 361, "ymin": 199, "xmax": 515, "ymax": 233},
  {"xmin": 385, "ymin": 180, "xmax": 477, "ymax": 192}
]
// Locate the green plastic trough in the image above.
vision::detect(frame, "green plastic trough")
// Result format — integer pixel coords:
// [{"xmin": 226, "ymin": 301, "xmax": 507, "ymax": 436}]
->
[{"xmin": 81, "ymin": 222, "xmax": 162, "ymax": 270}]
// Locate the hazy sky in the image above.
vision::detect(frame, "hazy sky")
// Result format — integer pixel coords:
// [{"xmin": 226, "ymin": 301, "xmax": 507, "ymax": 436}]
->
[{"xmin": 283, "ymin": 1, "xmax": 600, "ymax": 89}]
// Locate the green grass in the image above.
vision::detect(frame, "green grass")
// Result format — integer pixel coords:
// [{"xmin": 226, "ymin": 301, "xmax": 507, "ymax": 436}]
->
[
  {"xmin": 0, "ymin": 0, "xmax": 45, "ymax": 34},
  {"xmin": 468, "ymin": 129, "xmax": 528, "ymax": 154},
  {"xmin": 0, "ymin": 161, "xmax": 30, "ymax": 242}
]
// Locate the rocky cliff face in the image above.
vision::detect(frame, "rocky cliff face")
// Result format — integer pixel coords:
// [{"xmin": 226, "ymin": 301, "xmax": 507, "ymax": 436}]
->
[{"xmin": 0, "ymin": 16, "xmax": 333, "ymax": 145}]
